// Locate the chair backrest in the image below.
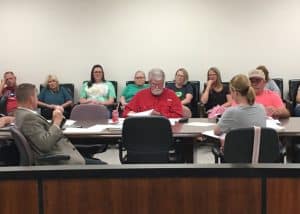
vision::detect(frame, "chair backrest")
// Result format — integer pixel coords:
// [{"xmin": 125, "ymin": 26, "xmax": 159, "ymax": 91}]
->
[
  {"xmin": 120, "ymin": 116, "xmax": 173, "ymax": 163},
  {"xmin": 272, "ymin": 78, "xmax": 284, "ymax": 99},
  {"xmin": 223, "ymin": 127, "xmax": 281, "ymax": 163},
  {"xmin": 288, "ymin": 79, "xmax": 300, "ymax": 104},
  {"xmin": 10, "ymin": 126, "xmax": 34, "ymax": 166},
  {"xmin": 0, "ymin": 96, "xmax": 8, "ymax": 115},
  {"xmin": 126, "ymin": 80, "xmax": 149, "ymax": 85},
  {"xmin": 70, "ymin": 104, "xmax": 109, "ymax": 125},
  {"xmin": 165, "ymin": 81, "xmax": 200, "ymax": 118}
]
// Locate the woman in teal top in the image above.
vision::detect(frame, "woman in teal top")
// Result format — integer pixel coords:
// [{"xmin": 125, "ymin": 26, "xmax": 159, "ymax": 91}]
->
[
  {"xmin": 120, "ymin": 71, "xmax": 149, "ymax": 106},
  {"xmin": 79, "ymin": 64, "xmax": 116, "ymax": 106}
]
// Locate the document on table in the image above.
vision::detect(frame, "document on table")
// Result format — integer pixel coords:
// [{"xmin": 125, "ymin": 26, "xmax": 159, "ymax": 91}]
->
[
  {"xmin": 266, "ymin": 118, "xmax": 285, "ymax": 130},
  {"xmin": 186, "ymin": 122, "xmax": 216, "ymax": 127},
  {"xmin": 202, "ymin": 130, "xmax": 225, "ymax": 140},
  {"xmin": 127, "ymin": 109, "xmax": 154, "ymax": 116}
]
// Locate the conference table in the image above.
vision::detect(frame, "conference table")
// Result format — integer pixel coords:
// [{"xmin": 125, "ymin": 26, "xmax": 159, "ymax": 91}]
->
[{"xmin": 1, "ymin": 117, "xmax": 300, "ymax": 163}]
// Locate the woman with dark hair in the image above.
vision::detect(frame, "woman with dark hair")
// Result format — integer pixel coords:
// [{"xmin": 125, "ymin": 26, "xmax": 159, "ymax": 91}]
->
[
  {"xmin": 214, "ymin": 74, "xmax": 266, "ymax": 137},
  {"xmin": 79, "ymin": 64, "xmax": 116, "ymax": 106},
  {"xmin": 200, "ymin": 67, "xmax": 232, "ymax": 112}
]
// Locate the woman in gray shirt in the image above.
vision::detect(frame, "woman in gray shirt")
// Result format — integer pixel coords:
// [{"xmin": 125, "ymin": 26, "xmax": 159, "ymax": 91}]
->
[{"xmin": 214, "ymin": 74, "xmax": 267, "ymax": 139}]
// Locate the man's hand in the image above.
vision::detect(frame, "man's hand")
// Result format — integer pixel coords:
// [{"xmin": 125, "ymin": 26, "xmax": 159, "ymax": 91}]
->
[{"xmin": 52, "ymin": 108, "xmax": 64, "ymax": 127}]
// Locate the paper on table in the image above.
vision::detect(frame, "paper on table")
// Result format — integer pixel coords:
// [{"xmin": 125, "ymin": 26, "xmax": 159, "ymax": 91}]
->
[
  {"xmin": 64, "ymin": 124, "xmax": 107, "ymax": 134},
  {"xmin": 127, "ymin": 109, "xmax": 154, "ymax": 116},
  {"xmin": 202, "ymin": 130, "xmax": 226, "ymax": 140},
  {"xmin": 266, "ymin": 118, "xmax": 285, "ymax": 130},
  {"xmin": 169, "ymin": 118, "xmax": 180, "ymax": 125},
  {"xmin": 186, "ymin": 122, "xmax": 216, "ymax": 127}
]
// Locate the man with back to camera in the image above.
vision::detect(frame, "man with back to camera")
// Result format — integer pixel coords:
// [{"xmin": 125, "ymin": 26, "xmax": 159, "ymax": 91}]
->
[
  {"xmin": 248, "ymin": 69, "xmax": 290, "ymax": 118},
  {"xmin": 123, "ymin": 68, "xmax": 183, "ymax": 118},
  {"xmin": 14, "ymin": 83, "xmax": 106, "ymax": 165},
  {"xmin": 0, "ymin": 71, "xmax": 18, "ymax": 115}
]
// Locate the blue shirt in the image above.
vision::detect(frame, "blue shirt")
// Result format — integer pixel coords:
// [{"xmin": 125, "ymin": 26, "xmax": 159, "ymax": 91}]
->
[{"xmin": 38, "ymin": 86, "xmax": 72, "ymax": 105}]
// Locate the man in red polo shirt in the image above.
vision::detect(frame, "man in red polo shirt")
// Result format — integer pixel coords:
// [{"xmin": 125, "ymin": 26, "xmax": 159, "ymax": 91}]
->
[
  {"xmin": 123, "ymin": 68, "xmax": 183, "ymax": 118},
  {"xmin": 0, "ymin": 71, "xmax": 17, "ymax": 115}
]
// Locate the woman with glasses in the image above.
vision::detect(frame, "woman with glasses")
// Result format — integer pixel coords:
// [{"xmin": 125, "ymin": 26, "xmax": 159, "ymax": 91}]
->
[
  {"xmin": 200, "ymin": 67, "xmax": 232, "ymax": 113},
  {"xmin": 79, "ymin": 64, "xmax": 116, "ymax": 106},
  {"xmin": 119, "ymin": 71, "xmax": 149, "ymax": 106},
  {"xmin": 38, "ymin": 74, "xmax": 72, "ymax": 119}
]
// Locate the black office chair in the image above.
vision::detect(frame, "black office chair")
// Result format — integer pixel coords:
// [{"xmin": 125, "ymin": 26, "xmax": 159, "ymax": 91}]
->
[
  {"xmin": 287, "ymin": 79, "xmax": 300, "ymax": 116},
  {"xmin": 39, "ymin": 83, "xmax": 74, "ymax": 119},
  {"xmin": 165, "ymin": 81, "xmax": 200, "ymax": 118},
  {"xmin": 126, "ymin": 80, "xmax": 149, "ymax": 85},
  {"xmin": 119, "ymin": 116, "xmax": 176, "ymax": 163},
  {"xmin": 0, "ymin": 96, "xmax": 8, "ymax": 115},
  {"xmin": 10, "ymin": 126, "xmax": 70, "ymax": 166},
  {"xmin": 212, "ymin": 127, "xmax": 284, "ymax": 163},
  {"xmin": 69, "ymin": 104, "xmax": 109, "ymax": 157},
  {"xmin": 272, "ymin": 78, "xmax": 284, "ymax": 100}
]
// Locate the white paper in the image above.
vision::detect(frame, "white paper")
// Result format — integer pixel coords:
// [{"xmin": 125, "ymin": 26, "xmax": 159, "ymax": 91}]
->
[
  {"xmin": 127, "ymin": 109, "xmax": 154, "ymax": 116},
  {"xmin": 186, "ymin": 122, "xmax": 216, "ymax": 127},
  {"xmin": 169, "ymin": 118, "xmax": 180, "ymax": 125},
  {"xmin": 202, "ymin": 130, "xmax": 225, "ymax": 140},
  {"xmin": 266, "ymin": 119, "xmax": 285, "ymax": 130}
]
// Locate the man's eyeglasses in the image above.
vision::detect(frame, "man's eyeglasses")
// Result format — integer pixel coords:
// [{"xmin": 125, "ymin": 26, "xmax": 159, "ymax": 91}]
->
[{"xmin": 135, "ymin": 76, "xmax": 145, "ymax": 79}]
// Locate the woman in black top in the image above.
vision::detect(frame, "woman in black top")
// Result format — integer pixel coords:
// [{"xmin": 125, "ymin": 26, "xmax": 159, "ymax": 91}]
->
[{"xmin": 200, "ymin": 67, "xmax": 232, "ymax": 112}]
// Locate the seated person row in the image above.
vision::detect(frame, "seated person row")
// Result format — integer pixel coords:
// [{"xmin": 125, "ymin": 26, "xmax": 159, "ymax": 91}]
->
[
  {"xmin": 123, "ymin": 68, "xmax": 183, "ymax": 118},
  {"xmin": 15, "ymin": 83, "xmax": 105, "ymax": 165},
  {"xmin": 166, "ymin": 68, "xmax": 193, "ymax": 110},
  {"xmin": 119, "ymin": 70, "xmax": 149, "ymax": 106},
  {"xmin": 0, "ymin": 71, "xmax": 18, "ymax": 115},
  {"xmin": 38, "ymin": 75, "xmax": 73, "ymax": 119},
  {"xmin": 200, "ymin": 67, "xmax": 232, "ymax": 113},
  {"xmin": 79, "ymin": 64, "xmax": 116, "ymax": 107},
  {"xmin": 248, "ymin": 69, "xmax": 289, "ymax": 118}
]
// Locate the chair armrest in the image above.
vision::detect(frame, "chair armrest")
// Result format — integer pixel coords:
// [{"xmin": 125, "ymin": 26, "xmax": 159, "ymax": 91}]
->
[{"xmin": 37, "ymin": 154, "xmax": 70, "ymax": 162}]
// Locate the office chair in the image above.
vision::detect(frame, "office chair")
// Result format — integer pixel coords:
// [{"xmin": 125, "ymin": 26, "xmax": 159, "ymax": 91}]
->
[
  {"xmin": 272, "ymin": 78, "xmax": 284, "ymax": 100},
  {"xmin": 10, "ymin": 126, "xmax": 70, "ymax": 166},
  {"xmin": 212, "ymin": 127, "xmax": 284, "ymax": 163},
  {"xmin": 70, "ymin": 104, "xmax": 110, "ymax": 156},
  {"xmin": 287, "ymin": 79, "xmax": 300, "ymax": 116},
  {"xmin": 39, "ymin": 83, "xmax": 74, "ymax": 119},
  {"xmin": 0, "ymin": 96, "xmax": 8, "ymax": 115},
  {"xmin": 165, "ymin": 81, "xmax": 200, "ymax": 118},
  {"xmin": 126, "ymin": 80, "xmax": 149, "ymax": 85},
  {"xmin": 119, "ymin": 116, "xmax": 176, "ymax": 163}
]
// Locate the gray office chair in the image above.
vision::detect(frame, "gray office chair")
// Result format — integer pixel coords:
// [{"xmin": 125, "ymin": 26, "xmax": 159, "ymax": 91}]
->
[
  {"xmin": 10, "ymin": 126, "xmax": 70, "ymax": 166},
  {"xmin": 69, "ymin": 104, "xmax": 110, "ymax": 156}
]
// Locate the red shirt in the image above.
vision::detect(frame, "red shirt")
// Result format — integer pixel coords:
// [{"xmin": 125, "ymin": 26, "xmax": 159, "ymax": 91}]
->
[
  {"xmin": 3, "ymin": 87, "xmax": 17, "ymax": 114},
  {"xmin": 123, "ymin": 88, "xmax": 183, "ymax": 118}
]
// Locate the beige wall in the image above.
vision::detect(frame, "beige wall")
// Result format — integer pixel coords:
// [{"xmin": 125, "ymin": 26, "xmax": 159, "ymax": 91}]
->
[{"xmin": 1, "ymin": 0, "xmax": 300, "ymax": 100}]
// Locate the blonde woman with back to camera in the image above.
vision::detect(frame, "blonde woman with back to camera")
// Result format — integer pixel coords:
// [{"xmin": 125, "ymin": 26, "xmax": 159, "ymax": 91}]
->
[{"xmin": 214, "ymin": 74, "xmax": 267, "ymax": 147}]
